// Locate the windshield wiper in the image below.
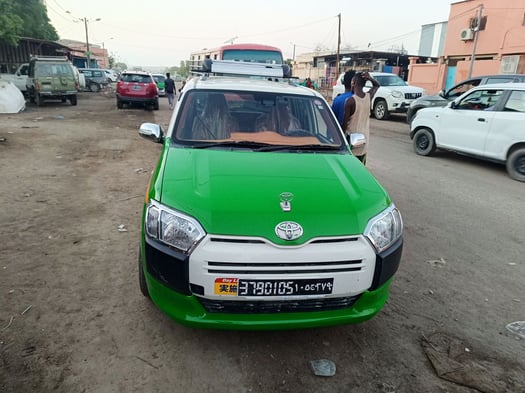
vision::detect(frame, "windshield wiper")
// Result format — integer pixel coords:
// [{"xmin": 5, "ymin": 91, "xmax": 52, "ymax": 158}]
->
[
  {"xmin": 257, "ymin": 144, "xmax": 343, "ymax": 152},
  {"xmin": 191, "ymin": 141, "xmax": 272, "ymax": 149}
]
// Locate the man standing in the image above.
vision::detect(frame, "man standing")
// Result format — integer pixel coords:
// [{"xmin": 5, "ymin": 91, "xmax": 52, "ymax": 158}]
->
[
  {"xmin": 342, "ymin": 71, "xmax": 380, "ymax": 165},
  {"xmin": 165, "ymin": 72, "xmax": 176, "ymax": 109},
  {"xmin": 331, "ymin": 70, "xmax": 355, "ymax": 126}
]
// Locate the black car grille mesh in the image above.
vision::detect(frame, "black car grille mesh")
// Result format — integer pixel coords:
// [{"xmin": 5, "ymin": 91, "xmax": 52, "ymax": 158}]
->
[{"xmin": 197, "ymin": 295, "xmax": 361, "ymax": 314}]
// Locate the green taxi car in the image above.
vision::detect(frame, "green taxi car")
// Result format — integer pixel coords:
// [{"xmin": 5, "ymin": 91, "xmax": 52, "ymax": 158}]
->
[{"xmin": 138, "ymin": 61, "xmax": 403, "ymax": 330}]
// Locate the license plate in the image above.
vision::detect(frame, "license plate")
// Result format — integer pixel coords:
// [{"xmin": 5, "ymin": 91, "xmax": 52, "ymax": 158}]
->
[
  {"xmin": 132, "ymin": 85, "xmax": 142, "ymax": 91},
  {"xmin": 214, "ymin": 278, "xmax": 334, "ymax": 296}
]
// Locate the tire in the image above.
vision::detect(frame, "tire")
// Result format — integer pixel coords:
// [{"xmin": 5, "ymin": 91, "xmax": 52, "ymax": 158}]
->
[
  {"xmin": 117, "ymin": 99, "xmax": 123, "ymax": 109},
  {"xmin": 153, "ymin": 99, "xmax": 159, "ymax": 111},
  {"xmin": 138, "ymin": 251, "xmax": 150, "ymax": 298},
  {"xmin": 506, "ymin": 147, "xmax": 525, "ymax": 182},
  {"xmin": 373, "ymin": 99, "xmax": 390, "ymax": 120},
  {"xmin": 35, "ymin": 93, "xmax": 42, "ymax": 107},
  {"xmin": 413, "ymin": 128, "xmax": 436, "ymax": 156},
  {"xmin": 70, "ymin": 95, "xmax": 77, "ymax": 106},
  {"xmin": 89, "ymin": 82, "xmax": 100, "ymax": 92}
]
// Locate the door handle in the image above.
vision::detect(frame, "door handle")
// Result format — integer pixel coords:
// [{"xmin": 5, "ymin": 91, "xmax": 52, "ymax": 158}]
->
[{"xmin": 477, "ymin": 118, "xmax": 487, "ymax": 122}]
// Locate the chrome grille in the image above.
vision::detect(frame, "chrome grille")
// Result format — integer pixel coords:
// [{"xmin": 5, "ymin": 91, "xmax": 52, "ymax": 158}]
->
[{"xmin": 206, "ymin": 260, "xmax": 363, "ymax": 275}]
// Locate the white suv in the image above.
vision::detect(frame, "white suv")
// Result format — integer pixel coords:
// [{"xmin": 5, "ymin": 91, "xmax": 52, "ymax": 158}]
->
[
  {"xmin": 410, "ymin": 83, "xmax": 525, "ymax": 182},
  {"xmin": 332, "ymin": 72, "xmax": 424, "ymax": 120}
]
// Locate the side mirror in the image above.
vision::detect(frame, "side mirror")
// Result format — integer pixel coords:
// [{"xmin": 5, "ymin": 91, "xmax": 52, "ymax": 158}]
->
[
  {"xmin": 449, "ymin": 101, "xmax": 457, "ymax": 109},
  {"xmin": 348, "ymin": 133, "xmax": 366, "ymax": 150},
  {"xmin": 438, "ymin": 89, "xmax": 446, "ymax": 98},
  {"xmin": 139, "ymin": 123, "xmax": 164, "ymax": 143}
]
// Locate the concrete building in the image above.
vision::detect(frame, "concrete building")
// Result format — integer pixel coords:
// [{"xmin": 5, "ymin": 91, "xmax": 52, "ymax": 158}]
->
[{"xmin": 408, "ymin": 0, "xmax": 525, "ymax": 94}]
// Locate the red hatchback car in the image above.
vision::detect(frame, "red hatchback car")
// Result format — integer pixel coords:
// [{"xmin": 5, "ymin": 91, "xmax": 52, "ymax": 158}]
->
[{"xmin": 116, "ymin": 71, "xmax": 159, "ymax": 110}]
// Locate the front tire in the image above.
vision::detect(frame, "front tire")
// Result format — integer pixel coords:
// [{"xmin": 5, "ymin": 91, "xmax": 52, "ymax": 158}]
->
[
  {"xmin": 413, "ymin": 128, "xmax": 436, "ymax": 156},
  {"xmin": 373, "ymin": 99, "xmax": 390, "ymax": 120},
  {"xmin": 70, "ymin": 95, "xmax": 77, "ymax": 106},
  {"xmin": 506, "ymin": 147, "xmax": 525, "ymax": 182}
]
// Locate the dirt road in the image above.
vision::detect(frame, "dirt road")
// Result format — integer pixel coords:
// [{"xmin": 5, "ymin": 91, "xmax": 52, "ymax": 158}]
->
[{"xmin": 1, "ymin": 92, "xmax": 524, "ymax": 393}]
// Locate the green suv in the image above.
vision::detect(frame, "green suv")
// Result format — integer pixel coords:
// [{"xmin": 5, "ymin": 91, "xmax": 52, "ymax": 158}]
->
[
  {"xmin": 26, "ymin": 56, "xmax": 78, "ymax": 106},
  {"xmin": 137, "ymin": 60, "xmax": 403, "ymax": 330}
]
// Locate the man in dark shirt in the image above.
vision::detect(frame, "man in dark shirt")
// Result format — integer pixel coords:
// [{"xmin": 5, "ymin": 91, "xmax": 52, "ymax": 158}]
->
[{"xmin": 165, "ymin": 72, "xmax": 176, "ymax": 109}]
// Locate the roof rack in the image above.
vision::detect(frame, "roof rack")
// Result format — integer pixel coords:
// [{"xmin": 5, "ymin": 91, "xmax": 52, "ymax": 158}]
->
[
  {"xmin": 29, "ymin": 55, "xmax": 69, "ymax": 61},
  {"xmin": 193, "ymin": 59, "xmax": 292, "ymax": 79}
]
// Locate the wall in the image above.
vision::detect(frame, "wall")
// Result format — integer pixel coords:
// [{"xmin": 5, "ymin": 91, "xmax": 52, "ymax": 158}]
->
[{"xmin": 409, "ymin": 0, "xmax": 525, "ymax": 93}]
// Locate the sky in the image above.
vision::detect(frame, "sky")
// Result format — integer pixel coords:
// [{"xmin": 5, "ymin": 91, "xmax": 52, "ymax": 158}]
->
[{"xmin": 44, "ymin": 0, "xmax": 456, "ymax": 69}]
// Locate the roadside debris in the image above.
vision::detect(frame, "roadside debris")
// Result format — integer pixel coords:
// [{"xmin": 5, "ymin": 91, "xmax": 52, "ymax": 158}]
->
[
  {"xmin": 427, "ymin": 257, "xmax": 447, "ymax": 267},
  {"xmin": 118, "ymin": 224, "xmax": 127, "ymax": 232},
  {"xmin": 421, "ymin": 332, "xmax": 525, "ymax": 393},
  {"xmin": 309, "ymin": 359, "xmax": 336, "ymax": 377},
  {"xmin": 506, "ymin": 321, "xmax": 525, "ymax": 339}
]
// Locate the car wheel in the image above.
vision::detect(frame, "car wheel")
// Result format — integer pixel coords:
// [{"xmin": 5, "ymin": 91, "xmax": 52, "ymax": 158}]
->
[
  {"xmin": 413, "ymin": 128, "xmax": 436, "ymax": 156},
  {"xmin": 153, "ymin": 99, "xmax": 159, "ymax": 110},
  {"xmin": 373, "ymin": 99, "xmax": 390, "ymax": 120},
  {"xmin": 35, "ymin": 93, "xmax": 42, "ymax": 107},
  {"xmin": 506, "ymin": 147, "xmax": 525, "ymax": 182},
  {"xmin": 138, "ymin": 251, "xmax": 150, "ymax": 298},
  {"xmin": 117, "ymin": 98, "xmax": 123, "ymax": 109},
  {"xmin": 70, "ymin": 95, "xmax": 78, "ymax": 106},
  {"xmin": 89, "ymin": 82, "xmax": 100, "ymax": 92}
]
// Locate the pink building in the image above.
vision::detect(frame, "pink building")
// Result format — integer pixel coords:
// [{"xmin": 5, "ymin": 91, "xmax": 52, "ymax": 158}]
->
[{"xmin": 408, "ymin": 0, "xmax": 525, "ymax": 94}]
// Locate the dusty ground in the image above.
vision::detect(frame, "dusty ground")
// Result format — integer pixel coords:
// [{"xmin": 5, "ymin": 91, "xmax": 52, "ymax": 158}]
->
[{"xmin": 0, "ymin": 91, "xmax": 524, "ymax": 393}]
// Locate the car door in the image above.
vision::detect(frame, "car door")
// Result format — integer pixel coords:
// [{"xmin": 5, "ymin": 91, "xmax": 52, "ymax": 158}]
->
[
  {"xmin": 436, "ymin": 88, "xmax": 504, "ymax": 155},
  {"xmin": 483, "ymin": 89, "xmax": 525, "ymax": 161}
]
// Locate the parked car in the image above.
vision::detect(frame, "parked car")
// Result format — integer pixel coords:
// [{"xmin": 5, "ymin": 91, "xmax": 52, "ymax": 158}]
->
[
  {"xmin": 410, "ymin": 83, "xmax": 525, "ymax": 182},
  {"xmin": 78, "ymin": 68, "xmax": 110, "ymax": 92},
  {"xmin": 0, "ymin": 63, "xmax": 29, "ymax": 95},
  {"xmin": 73, "ymin": 66, "xmax": 86, "ymax": 90},
  {"xmin": 407, "ymin": 73, "xmax": 525, "ymax": 124},
  {"xmin": 116, "ymin": 71, "xmax": 159, "ymax": 110},
  {"xmin": 26, "ymin": 55, "xmax": 78, "ymax": 106},
  {"xmin": 136, "ymin": 59, "xmax": 403, "ymax": 329},
  {"xmin": 103, "ymin": 69, "xmax": 119, "ymax": 83},
  {"xmin": 152, "ymin": 73, "xmax": 166, "ymax": 96},
  {"xmin": 332, "ymin": 71, "xmax": 424, "ymax": 120}
]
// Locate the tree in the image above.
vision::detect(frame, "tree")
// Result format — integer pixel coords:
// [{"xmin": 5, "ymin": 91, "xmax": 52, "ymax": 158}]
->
[
  {"xmin": 0, "ymin": 0, "xmax": 58, "ymax": 45},
  {"xmin": 0, "ymin": 0, "xmax": 24, "ymax": 45}
]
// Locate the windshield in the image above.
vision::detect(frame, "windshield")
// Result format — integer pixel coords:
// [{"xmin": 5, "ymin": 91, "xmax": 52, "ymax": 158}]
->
[
  {"xmin": 374, "ymin": 75, "xmax": 407, "ymax": 87},
  {"xmin": 36, "ymin": 63, "xmax": 73, "ymax": 77},
  {"xmin": 172, "ymin": 90, "xmax": 345, "ymax": 149},
  {"xmin": 153, "ymin": 75, "xmax": 166, "ymax": 83},
  {"xmin": 222, "ymin": 50, "xmax": 283, "ymax": 65}
]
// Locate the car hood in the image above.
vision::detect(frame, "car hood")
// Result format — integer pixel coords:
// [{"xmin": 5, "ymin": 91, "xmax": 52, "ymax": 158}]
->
[
  {"xmin": 156, "ymin": 148, "xmax": 390, "ymax": 243},
  {"xmin": 411, "ymin": 94, "xmax": 449, "ymax": 105}
]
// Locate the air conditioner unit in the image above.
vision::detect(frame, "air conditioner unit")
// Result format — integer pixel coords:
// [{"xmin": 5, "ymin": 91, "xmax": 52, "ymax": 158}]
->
[{"xmin": 460, "ymin": 28, "xmax": 474, "ymax": 41}]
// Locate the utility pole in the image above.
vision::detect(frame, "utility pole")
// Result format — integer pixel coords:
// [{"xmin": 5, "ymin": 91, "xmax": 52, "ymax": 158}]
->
[
  {"xmin": 335, "ymin": 13, "xmax": 341, "ymax": 81},
  {"xmin": 83, "ymin": 17, "xmax": 91, "ymax": 67},
  {"xmin": 468, "ymin": 4, "xmax": 483, "ymax": 79}
]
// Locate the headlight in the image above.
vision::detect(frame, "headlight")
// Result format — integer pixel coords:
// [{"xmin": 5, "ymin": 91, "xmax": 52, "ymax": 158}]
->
[
  {"xmin": 391, "ymin": 90, "xmax": 403, "ymax": 99},
  {"xmin": 365, "ymin": 205, "xmax": 403, "ymax": 253},
  {"xmin": 145, "ymin": 200, "xmax": 206, "ymax": 253}
]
